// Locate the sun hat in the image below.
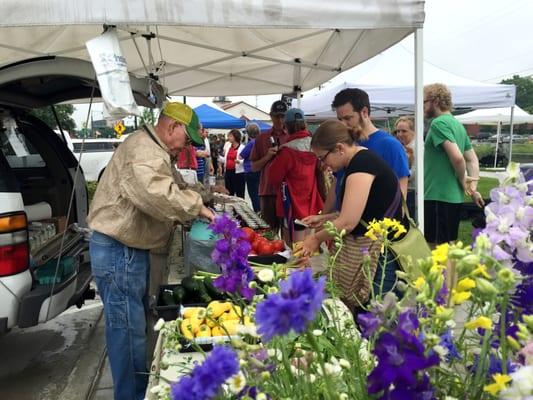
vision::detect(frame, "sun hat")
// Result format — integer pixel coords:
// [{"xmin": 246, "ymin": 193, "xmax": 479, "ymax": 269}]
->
[{"xmin": 161, "ymin": 102, "xmax": 203, "ymax": 145}]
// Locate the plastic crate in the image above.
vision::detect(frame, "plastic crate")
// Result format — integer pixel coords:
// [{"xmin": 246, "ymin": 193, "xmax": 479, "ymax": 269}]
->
[
  {"xmin": 34, "ymin": 256, "xmax": 77, "ymax": 285},
  {"xmin": 154, "ymin": 284, "xmax": 181, "ymax": 321}
]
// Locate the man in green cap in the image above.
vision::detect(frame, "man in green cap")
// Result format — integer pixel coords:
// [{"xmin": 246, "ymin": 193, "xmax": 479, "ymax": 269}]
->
[{"xmin": 87, "ymin": 102, "xmax": 214, "ymax": 400}]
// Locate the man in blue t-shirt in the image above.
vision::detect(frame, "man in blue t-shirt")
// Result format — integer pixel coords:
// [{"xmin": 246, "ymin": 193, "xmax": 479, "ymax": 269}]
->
[{"xmin": 323, "ymin": 88, "xmax": 410, "ymax": 212}]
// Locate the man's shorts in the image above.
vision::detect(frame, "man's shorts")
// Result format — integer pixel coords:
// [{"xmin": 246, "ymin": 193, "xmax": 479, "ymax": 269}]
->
[{"xmin": 424, "ymin": 200, "xmax": 462, "ymax": 244}]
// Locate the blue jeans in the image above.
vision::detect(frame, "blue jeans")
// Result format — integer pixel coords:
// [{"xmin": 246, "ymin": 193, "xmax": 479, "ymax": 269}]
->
[
  {"xmin": 90, "ymin": 231, "xmax": 150, "ymax": 400},
  {"xmin": 245, "ymin": 171, "xmax": 260, "ymax": 212}
]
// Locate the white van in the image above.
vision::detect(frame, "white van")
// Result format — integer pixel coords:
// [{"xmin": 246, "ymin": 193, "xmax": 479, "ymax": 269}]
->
[
  {"xmin": 70, "ymin": 137, "xmax": 125, "ymax": 181},
  {"xmin": 0, "ymin": 56, "xmax": 161, "ymax": 333}
]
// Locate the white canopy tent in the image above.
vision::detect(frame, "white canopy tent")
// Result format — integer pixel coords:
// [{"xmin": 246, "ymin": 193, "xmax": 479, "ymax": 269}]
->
[
  {"xmin": 0, "ymin": 0, "xmax": 424, "ymax": 97},
  {"xmin": 0, "ymin": 0, "xmax": 428, "ymax": 228},
  {"xmin": 456, "ymin": 106, "xmax": 533, "ymax": 166},
  {"xmin": 295, "ymin": 44, "xmax": 516, "ymax": 118}
]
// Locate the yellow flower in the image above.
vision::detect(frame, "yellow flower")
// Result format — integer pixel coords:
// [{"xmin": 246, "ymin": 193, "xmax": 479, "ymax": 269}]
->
[
  {"xmin": 451, "ymin": 290, "xmax": 471, "ymax": 305},
  {"xmin": 473, "ymin": 264, "xmax": 491, "ymax": 279},
  {"xmin": 364, "ymin": 230, "xmax": 378, "ymax": 241},
  {"xmin": 456, "ymin": 278, "xmax": 476, "ymax": 292},
  {"xmin": 483, "ymin": 373, "xmax": 512, "ymax": 395},
  {"xmin": 465, "ymin": 316, "xmax": 492, "ymax": 330},
  {"xmin": 413, "ymin": 276, "xmax": 426, "ymax": 290},
  {"xmin": 435, "ymin": 306, "xmax": 454, "ymax": 320},
  {"xmin": 430, "ymin": 263, "xmax": 446, "ymax": 275},
  {"xmin": 431, "ymin": 243, "xmax": 449, "ymax": 264}
]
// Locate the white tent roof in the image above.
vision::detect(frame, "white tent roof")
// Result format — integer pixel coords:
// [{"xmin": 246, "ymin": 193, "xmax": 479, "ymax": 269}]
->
[
  {"xmin": 295, "ymin": 43, "xmax": 515, "ymax": 118},
  {"xmin": 455, "ymin": 105, "xmax": 533, "ymax": 125},
  {"xmin": 0, "ymin": 0, "xmax": 425, "ymax": 97}
]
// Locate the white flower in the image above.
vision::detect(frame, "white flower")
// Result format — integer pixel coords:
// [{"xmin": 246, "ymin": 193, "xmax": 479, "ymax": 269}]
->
[
  {"xmin": 267, "ymin": 286, "xmax": 278, "ymax": 294},
  {"xmin": 267, "ymin": 349, "xmax": 283, "ymax": 361},
  {"xmin": 339, "ymin": 394, "xmax": 349, "ymax": 400},
  {"xmin": 227, "ymin": 371, "xmax": 246, "ymax": 394},
  {"xmin": 500, "ymin": 365, "xmax": 533, "ymax": 399},
  {"xmin": 257, "ymin": 268, "xmax": 274, "ymax": 282},
  {"xmin": 236, "ymin": 323, "xmax": 259, "ymax": 337},
  {"xmin": 149, "ymin": 385, "xmax": 162, "ymax": 394},
  {"xmin": 338, "ymin": 358, "xmax": 351, "ymax": 369},
  {"xmin": 444, "ymin": 397, "xmax": 458, "ymax": 400},
  {"xmin": 433, "ymin": 345, "xmax": 449, "ymax": 358},
  {"xmin": 319, "ymin": 362, "xmax": 342, "ymax": 376},
  {"xmin": 153, "ymin": 318, "xmax": 165, "ymax": 332},
  {"xmin": 256, "ymin": 394, "xmax": 267, "ymax": 400},
  {"xmin": 308, "ymin": 373, "xmax": 316, "ymax": 383},
  {"xmin": 312, "ymin": 329, "xmax": 323, "ymax": 336}
]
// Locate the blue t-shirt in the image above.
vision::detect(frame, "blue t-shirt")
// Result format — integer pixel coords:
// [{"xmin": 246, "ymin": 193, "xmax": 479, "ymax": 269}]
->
[
  {"xmin": 334, "ymin": 130, "xmax": 410, "ymax": 210},
  {"xmin": 240, "ymin": 139, "xmax": 255, "ymax": 173},
  {"xmin": 196, "ymin": 144, "xmax": 206, "ymax": 177}
]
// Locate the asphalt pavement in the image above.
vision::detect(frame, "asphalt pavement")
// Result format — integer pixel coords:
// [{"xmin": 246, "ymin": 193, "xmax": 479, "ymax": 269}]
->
[{"xmin": 0, "ymin": 296, "xmax": 105, "ymax": 400}]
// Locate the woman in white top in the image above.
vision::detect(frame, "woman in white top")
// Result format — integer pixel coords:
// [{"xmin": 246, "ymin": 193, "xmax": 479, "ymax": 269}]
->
[{"xmin": 219, "ymin": 129, "xmax": 245, "ymax": 198}]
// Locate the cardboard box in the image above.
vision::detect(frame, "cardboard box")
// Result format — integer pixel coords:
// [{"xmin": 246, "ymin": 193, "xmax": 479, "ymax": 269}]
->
[{"xmin": 39, "ymin": 216, "xmax": 68, "ymax": 234}]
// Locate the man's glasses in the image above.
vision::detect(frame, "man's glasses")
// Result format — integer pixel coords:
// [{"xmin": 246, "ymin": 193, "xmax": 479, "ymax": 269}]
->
[{"xmin": 317, "ymin": 149, "xmax": 332, "ymax": 162}]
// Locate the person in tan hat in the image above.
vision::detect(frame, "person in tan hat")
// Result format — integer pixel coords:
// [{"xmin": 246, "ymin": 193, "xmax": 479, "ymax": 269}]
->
[{"xmin": 87, "ymin": 102, "xmax": 214, "ymax": 400}]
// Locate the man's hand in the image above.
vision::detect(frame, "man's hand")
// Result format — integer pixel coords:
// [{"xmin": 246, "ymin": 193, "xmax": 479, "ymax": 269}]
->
[
  {"xmin": 267, "ymin": 146, "xmax": 278, "ymax": 159},
  {"xmin": 471, "ymin": 191, "xmax": 485, "ymax": 208},
  {"xmin": 199, "ymin": 205, "xmax": 215, "ymax": 222},
  {"xmin": 464, "ymin": 176, "xmax": 479, "ymax": 196}
]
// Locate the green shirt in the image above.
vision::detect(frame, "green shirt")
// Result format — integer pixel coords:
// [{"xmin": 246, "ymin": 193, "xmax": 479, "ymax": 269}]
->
[{"xmin": 424, "ymin": 114, "xmax": 472, "ymax": 203}]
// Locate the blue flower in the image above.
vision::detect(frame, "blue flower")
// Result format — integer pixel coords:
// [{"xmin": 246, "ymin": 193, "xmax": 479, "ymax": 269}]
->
[
  {"xmin": 439, "ymin": 330, "xmax": 461, "ymax": 362},
  {"xmin": 171, "ymin": 346, "xmax": 239, "ymax": 400},
  {"xmin": 357, "ymin": 312, "xmax": 382, "ymax": 338},
  {"xmin": 367, "ymin": 310, "xmax": 439, "ymax": 399},
  {"xmin": 255, "ymin": 269, "xmax": 326, "ymax": 341}
]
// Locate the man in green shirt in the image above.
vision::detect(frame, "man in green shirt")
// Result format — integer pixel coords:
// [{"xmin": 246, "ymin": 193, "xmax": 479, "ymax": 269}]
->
[{"xmin": 423, "ymin": 83, "xmax": 484, "ymax": 244}]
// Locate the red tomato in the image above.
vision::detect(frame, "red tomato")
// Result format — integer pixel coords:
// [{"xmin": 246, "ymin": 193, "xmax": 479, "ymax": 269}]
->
[
  {"xmin": 241, "ymin": 227, "xmax": 256, "ymax": 243},
  {"xmin": 257, "ymin": 241, "xmax": 275, "ymax": 256},
  {"xmin": 272, "ymin": 240, "xmax": 285, "ymax": 252},
  {"xmin": 252, "ymin": 237, "xmax": 265, "ymax": 253}
]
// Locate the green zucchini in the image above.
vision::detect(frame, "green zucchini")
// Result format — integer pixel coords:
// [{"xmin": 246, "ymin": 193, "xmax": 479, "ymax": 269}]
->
[{"xmin": 172, "ymin": 285, "xmax": 186, "ymax": 304}]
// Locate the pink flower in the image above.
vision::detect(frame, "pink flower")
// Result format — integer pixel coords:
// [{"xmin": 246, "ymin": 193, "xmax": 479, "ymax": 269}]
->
[{"xmin": 520, "ymin": 342, "xmax": 533, "ymax": 366}]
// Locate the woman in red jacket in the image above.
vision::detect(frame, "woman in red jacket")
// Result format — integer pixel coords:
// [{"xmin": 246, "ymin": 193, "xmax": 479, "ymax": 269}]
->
[{"xmin": 267, "ymin": 108, "xmax": 324, "ymax": 244}]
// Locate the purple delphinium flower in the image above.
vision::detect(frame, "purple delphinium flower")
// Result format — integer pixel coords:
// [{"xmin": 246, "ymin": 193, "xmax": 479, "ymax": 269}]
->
[
  {"xmin": 255, "ymin": 269, "xmax": 326, "ymax": 341},
  {"xmin": 367, "ymin": 309, "xmax": 439, "ymax": 399},
  {"xmin": 209, "ymin": 214, "xmax": 255, "ymax": 300},
  {"xmin": 439, "ymin": 330, "xmax": 461, "ymax": 362},
  {"xmin": 357, "ymin": 312, "xmax": 383, "ymax": 338},
  {"xmin": 171, "ymin": 346, "xmax": 239, "ymax": 400}
]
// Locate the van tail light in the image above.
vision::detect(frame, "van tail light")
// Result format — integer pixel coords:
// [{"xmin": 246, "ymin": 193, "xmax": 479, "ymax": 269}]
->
[{"xmin": 0, "ymin": 212, "xmax": 29, "ymax": 277}]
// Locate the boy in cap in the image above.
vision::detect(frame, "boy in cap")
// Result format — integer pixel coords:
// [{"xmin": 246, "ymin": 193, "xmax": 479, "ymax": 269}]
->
[
  {"xmin": 88, "ymin": 102, "xmax": 214, "ymax": 400},
  {"xmin": 250, "ymin": 100, "xmax": 289, "ymax": 231}
]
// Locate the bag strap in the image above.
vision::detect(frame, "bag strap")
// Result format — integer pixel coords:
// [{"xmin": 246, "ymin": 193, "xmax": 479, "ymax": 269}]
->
[{"xmin": 281, "ymin": 182, "xmax": 294, "ymax": 242}]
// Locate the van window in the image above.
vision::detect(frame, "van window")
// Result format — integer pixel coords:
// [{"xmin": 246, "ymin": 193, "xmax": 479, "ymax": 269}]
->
[
  {"xmin": 72, "ymin": 141, "xmax": 117, "ymax": 153},
  {"xmin": 0, "ymin": 124, "xmax": 46, "ymax": 168}
]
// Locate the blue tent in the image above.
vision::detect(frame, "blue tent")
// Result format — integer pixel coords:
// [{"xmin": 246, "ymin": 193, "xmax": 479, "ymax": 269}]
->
[
  {"xmin": 248, "ymin": 119, "xmax": 272, "ymax": 133},
  {"xmin": 194, "ymin": 104, "xmax": 246, "ymax": 129}
]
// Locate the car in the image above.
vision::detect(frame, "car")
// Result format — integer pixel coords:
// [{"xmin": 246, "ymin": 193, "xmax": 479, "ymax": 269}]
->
[{"xmin": 0, "ymin": 56, "xmax": 161, "ymax": 333}]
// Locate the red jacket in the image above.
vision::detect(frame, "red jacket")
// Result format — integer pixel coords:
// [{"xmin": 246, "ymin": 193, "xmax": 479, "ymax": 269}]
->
[{"xmin": 267, "ymin": 131, "xmax": 324, "ymax": 219}]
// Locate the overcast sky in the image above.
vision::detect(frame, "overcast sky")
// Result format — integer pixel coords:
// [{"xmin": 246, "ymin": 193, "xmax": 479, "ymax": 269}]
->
[{"xmin": 72, "ymin": 0, "xmax": 533, "ymax": 127}]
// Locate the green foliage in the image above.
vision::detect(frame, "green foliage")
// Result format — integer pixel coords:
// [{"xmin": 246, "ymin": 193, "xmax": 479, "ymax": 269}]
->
[
  {"xmin": 87, "ymin": 181, "xmax": 98, "ymax": 203},
  {"xmin": 30, "ymin": 104, "xmax": 76, "ymax": 131},
  {"xmin": 138, "ymin": 107, "xmax": 156, "ymax": 126},
  {"xmin": 501, "ymin": 75, "xmax": 533, "ymax": 114}
]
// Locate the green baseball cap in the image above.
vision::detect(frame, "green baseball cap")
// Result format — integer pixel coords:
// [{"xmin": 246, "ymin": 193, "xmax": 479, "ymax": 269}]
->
[{"xmin": 161, "ymin": 102, "xmax": 203, "ymax": 145}]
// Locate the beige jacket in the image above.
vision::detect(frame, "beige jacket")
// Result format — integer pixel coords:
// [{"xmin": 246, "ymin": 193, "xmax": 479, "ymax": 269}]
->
[{"xmin": 87, "ymin": 125, "xmax": 203, "ymax": 249}]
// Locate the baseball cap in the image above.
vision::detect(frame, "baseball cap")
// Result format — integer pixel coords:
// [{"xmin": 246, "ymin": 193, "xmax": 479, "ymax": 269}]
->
[
  {"xmin": 270, "ymin": 100, "xmax": 288, "ymax": 115},
  {"xmin": 284, "ymin": 108, "xmax": 305, "ymax": 124},
  {"xmin": 161, "ymin": 102, "xmax": 203, "ymax": 145}
]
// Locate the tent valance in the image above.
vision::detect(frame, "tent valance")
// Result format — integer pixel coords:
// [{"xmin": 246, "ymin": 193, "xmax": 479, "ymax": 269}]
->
[
  {"xmin": 455, "ymin": 106, "xmax": 533, "ymax": 125},
  {"xmin": 194, "ymin": 104, "xmax": 246, "ymax": 129}
]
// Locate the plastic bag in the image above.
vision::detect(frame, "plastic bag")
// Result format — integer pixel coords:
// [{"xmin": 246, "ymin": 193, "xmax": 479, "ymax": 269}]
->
[
  {"xmin": 86, "ymin": 28, "xmax": 140, "ymax": 119},
  {"xmin": 183, "ymin": 236, "xmax": 220, "ymax": 276}
]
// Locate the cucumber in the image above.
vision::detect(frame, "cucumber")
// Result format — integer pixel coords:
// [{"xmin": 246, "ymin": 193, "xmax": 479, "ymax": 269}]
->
[
  {"xmin": 161, "ymin": 289, "xmax": 176, "ymax": 306},
  {"xmin": 172, "ymin": 285, "xmax": 186, "ymax": 304},
  {"xmin": 204, "ymin": 276, "xmax": 223, "ymax": 299},
  {"xmin": 197, "ymin": 280, "xmax": 212, "ymax": 303},
  {"xmin": 181, "ymin": 276, "xmax": 200, "ymax": 294}
]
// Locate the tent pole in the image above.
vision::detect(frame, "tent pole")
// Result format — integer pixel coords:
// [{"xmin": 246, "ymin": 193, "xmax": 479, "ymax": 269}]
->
[
  {"xmin": 508, "ymin": 105, "xmax": 515, "ymax": 164},
  {"xmin": 494, "ymin": 121, "xmax": 501, "ymax": 168},
  {"xmin": 414, "ymin": 29, "xmax": 424, "ymax": 232}
]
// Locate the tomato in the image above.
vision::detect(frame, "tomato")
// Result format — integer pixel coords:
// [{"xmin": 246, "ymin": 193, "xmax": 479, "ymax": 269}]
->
[
  {"xmin": 272, "ymin": 240, "xmax": 285, "ymax": 252},
  {"xmin": 252, "ymin": 236, "xmax": 265, "ymax": 253},
  {"xmin": 241, "ymin": 227, "xmax": 256, "ymax": 243},
  {"xmin": 257, "ymin": 241, "xmax": 275, "ymax": 256}
]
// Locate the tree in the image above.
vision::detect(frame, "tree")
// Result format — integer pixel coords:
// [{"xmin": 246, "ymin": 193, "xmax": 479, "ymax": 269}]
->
[
  {"xmin": 501, "ymin": 75, "xmax": 533, "ymax": 114},
  {"xmin": 138, "ymin": 107, "xmax": 157, "ymax": 126},
  {"xmin": 30, "ymin": 104, "xmax": 76, "ymax": 131}
]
